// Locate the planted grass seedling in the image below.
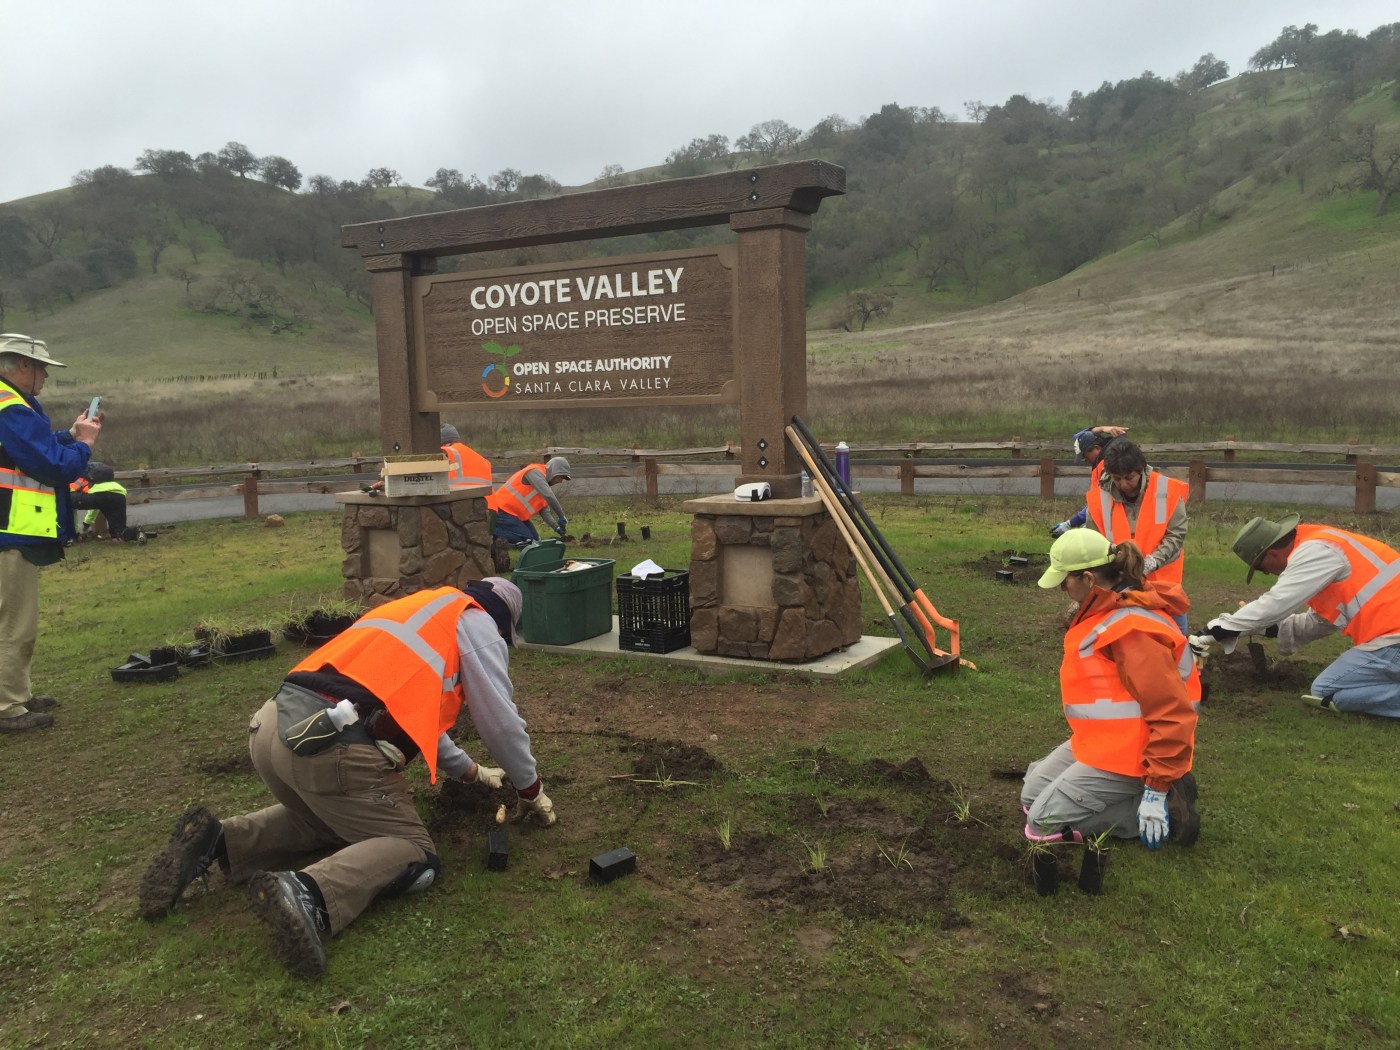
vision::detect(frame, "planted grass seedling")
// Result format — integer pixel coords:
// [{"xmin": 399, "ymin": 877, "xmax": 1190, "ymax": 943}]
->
[
  {"xmin": 877, "ymin": 838, "xmax": 914, "ymax": 871},
  {"xmin": 717, "ymin": 819, "xmax": 732, "ymax": 851},
  {"xmin": 801, "ymin": 837, "xmax": 829, "ymax": 875}
]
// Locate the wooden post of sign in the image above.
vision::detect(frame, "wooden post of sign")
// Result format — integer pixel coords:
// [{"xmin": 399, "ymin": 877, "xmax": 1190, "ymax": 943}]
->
[
  {"xmin": 364, "ymin": 253, "xmax": 439, "ymax": 455},
  {"xmin": 731, "ymin": 208, "xmax": 812, "ymax": 498}
]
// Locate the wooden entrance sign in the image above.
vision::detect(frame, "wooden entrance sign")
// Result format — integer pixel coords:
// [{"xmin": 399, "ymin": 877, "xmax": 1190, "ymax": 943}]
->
[{"xmin": 341, "ymin": 161, "xmax": 845, "ymax": 496}]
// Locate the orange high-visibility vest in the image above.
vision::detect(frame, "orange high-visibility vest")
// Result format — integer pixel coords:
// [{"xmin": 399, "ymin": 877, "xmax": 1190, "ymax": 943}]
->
[
  {"xmin": 0, "ymin": 380, "xmax": 59, "ymax": 540},
  {"xmin": 1060, "ymin": 603, "xmax": 1199, "ymax": 778},
  {"xmin": 486, "ymin": 463, "xmax": 547, "ymax": 521},
  {"xmin": 1087, "ymin": 470, "xmax": 1188, "ymax": 584},
  {"xmin": 1295, "ymin": 524, "xmax": 1400, "ymax": 645},
  {"xmin": 291, "ymin": 587, "xmax": 474, "ymax": 782},
  {"xmin": 441, "ymin": 442, "xmax": 492, "ymax": 490}
]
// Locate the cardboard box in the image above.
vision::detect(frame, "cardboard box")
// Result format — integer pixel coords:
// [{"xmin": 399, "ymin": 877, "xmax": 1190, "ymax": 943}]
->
[{"xmin": 380, "ymin": 454, "xmax": 450, "ymax": 497}]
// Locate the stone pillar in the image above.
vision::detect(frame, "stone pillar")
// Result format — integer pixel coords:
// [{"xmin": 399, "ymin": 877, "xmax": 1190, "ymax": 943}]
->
[
  {"xmin": 336, "ymin": 488, "xmax": 493, "ymax": 607},
  {"xmin": 683, "ymin": 494, "xmax": 862, "ymax": 662}
]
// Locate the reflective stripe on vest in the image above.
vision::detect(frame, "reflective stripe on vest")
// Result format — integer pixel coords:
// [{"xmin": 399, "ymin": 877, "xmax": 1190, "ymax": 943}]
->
[
  {"xmin": 442, "ymin": 443, "xmax": 492, "ymax": 490},
  {"xmin": 1297, "ymin": 524, "xmax": 1400, "ymax": 644},
  {"xmin": 1088, "ymin": 471, "xmax": 1186, "ymax": 584},
  {"xmin": 1062, "ymin": 604, "xmax": 1197, "ymax": 776},
  {"xmin": 290, "ymin": 587, "xmax": 475, "ymax": 781},
  {"xmin": 0, "ymin": 384, "xmax": 60, "ymax": 540},
  {"xmin": 486, "ymin": 463, "xmax": 547, "ymax": 520}
]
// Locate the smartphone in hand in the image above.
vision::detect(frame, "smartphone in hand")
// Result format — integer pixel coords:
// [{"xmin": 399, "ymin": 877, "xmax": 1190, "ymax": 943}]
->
[{"xmin": 87, "ymin": 396, "xmax": 102, "ymax": 418}]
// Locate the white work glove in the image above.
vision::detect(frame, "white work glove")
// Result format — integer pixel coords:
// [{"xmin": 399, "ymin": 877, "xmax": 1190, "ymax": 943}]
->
[
  {"xmin": 466, "ymin": 762, "xmax": 506, "ymax": 789},
  {"xmin": 1138, "ymin": 788, "xmax": 1169, "ymax": 849},
  {"xmin": 1049, "ymin": 520, "xmax": 1072, "ymax": 538},
  {"xmin": 1204, "ymin": 619, "xmax": 1240, "ymax": 654},
  {"xmin": 1143, "ymin": 554, "xmax": 1160, "ymax": 574},
  {"xmin": 513, "ymin": 788, "xmax": 557, "ymax": 826}
]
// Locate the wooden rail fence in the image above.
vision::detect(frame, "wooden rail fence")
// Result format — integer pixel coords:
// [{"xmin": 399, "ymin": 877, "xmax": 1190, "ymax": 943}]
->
[{"xmin": 112, "ymin": 439, "xmax": 1400, "ymax": 519}]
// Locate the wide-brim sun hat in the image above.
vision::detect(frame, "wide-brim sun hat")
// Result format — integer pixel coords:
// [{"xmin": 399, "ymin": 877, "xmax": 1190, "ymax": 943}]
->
[
  {"xmin": 1232, "ymin": 513, "xmax": 1301, "ymax": 583},
  {"xmin": 0, "ymin": 333, "xmax": 66, "ymax": 368},
  {"xmin": 1038, "ymin": 529, "xmax": 1115, "ymax": 588}
]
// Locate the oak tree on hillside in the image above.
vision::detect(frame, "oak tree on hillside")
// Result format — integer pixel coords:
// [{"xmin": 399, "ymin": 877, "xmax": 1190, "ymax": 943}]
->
[
  {"xmin": 217, "ymin": 141, "xmax": 260, "ymax": 178},
  {"xmin": 259, "ymin": 155, "xmax": 303, "ymax": 192}
]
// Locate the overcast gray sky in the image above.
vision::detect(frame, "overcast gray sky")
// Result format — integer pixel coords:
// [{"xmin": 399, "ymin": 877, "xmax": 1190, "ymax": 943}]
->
[{"xmin": 5, "ymin": 0, "xmax": 1395, "ymax": 204}]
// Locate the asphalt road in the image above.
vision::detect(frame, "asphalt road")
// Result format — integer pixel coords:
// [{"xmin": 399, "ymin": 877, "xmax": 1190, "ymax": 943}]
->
[{"xmin": 131, "ymin": 462, "xmax": 1398, "ymax": 528}]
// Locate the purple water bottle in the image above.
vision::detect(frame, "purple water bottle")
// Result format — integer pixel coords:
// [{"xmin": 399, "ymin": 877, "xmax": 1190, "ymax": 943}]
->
[{"xmin": 835, "ymin": 441, "xmax": 851, "ymax": 488}]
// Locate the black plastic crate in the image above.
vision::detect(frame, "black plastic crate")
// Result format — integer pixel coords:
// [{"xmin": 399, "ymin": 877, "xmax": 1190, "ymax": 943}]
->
[{"xmin": 616, "ymin": 570, "xmax": 691, "ymax": 654}]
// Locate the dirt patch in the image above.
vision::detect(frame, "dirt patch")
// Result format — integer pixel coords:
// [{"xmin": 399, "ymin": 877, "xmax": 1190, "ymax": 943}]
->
[
  {"xmin": 195, "ymin": 752, "xmax": 255, "ymax": 778},
  {"xmin": 961, "ymin": 548, "xmax": 1048, "ymax": 583},
  {"xmin": 1201, "ymin": 648, "xmax": 1318, "ymax": 712}
]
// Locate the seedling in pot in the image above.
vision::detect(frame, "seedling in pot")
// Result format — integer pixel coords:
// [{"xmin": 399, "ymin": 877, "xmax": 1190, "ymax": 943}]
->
[
  {"xmin": 1078, "ymin": 830, "xmax": 1114, "ymax": 896},
  {"xmin": 1023, "ymin": 839, "xmax": 1062, "ymax": 896}
]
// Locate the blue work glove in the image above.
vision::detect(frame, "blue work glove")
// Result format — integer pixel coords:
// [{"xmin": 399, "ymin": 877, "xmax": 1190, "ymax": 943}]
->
[
  {"xmin": 553, "ymin": 516, "xmax": 568, "ymax": 536},
  {"xmin": 1049, "ymin": 520, "xmax": 1072, "ymax": 538},
  {"xmin": 1138, "ymin": 788, "xmax": 1169, "ymax": 849}
]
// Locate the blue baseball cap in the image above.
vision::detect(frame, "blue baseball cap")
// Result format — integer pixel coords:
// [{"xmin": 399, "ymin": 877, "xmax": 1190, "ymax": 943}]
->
[{"xmin": 1072, "ymin": 428, "xmax": 1106, "ymax": 462}]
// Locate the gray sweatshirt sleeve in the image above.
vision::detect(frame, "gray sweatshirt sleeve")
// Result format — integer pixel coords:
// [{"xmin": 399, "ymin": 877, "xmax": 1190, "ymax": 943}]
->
[
  {"xmin": 450, "ymin": 607, "xmax": 540, "ymax": 788},
  {"xmin": 1212, "ymin": 540, "xmax": 1350, "ymax": 648},
  {"xmin": 1145, "ymin": 494, "xmax": 1188, "ymax": 572},
  {"xmin": 521, "ymin": 467, "xmax": 565, "ymax": 526}
]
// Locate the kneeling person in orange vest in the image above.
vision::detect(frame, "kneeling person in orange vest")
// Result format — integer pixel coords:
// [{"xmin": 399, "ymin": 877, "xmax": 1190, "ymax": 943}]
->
[
  {"xmin": 1194, "ymin": 514, "xmax": 1400, "ymax": 718},
  {"xmin": 136, "ymin": 578, "xmax": 556, "ymax": 978},
  {"xmin": 439, "ymin": 423, "xmax": 493, "ymax": 490},
  {"xmin": 1083, "ymin": 439, "xmax": 1190, "ymax": 635},
  {"xmin": 487, "ymin": 456, "xmax": 571, "ymax": 545},
  {"xmin": 1022, "ymin": 531, "xmax": 1201, "ymax": 895}
]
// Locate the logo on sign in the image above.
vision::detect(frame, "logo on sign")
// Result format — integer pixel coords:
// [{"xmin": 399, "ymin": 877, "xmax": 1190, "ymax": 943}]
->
[{"xmin": 481, "ymin": 340, "xmax": 520, "ymax": 398}]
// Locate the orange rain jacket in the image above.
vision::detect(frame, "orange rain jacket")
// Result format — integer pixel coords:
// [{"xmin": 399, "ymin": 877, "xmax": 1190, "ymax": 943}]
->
[{"xmin": 1060, "ymin": 581, "xmax": 1199, "ymax": 791}]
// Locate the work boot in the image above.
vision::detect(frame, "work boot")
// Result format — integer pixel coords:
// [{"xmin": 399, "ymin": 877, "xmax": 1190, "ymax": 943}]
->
[
  {"xmin": 26, "ymin": 695, "xmax": 59, "ymax": 712},
  {"xmin": 137, "ymin": 805, "xmax": 225, "ymax": 919},
  {"xmin": 1166, "ymin": 773, "xmax": 1201, "ymax": 847},
  {"xmin": 248, "ymin": 871, "xmax": 329, "ymax": 979},
  {"xmin": 0, "ymin": 709, "xmax": 53, "ymax": 732}
]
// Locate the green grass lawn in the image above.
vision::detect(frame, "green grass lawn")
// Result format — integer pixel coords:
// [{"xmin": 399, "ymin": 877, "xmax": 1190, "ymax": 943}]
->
[{"xmin": 2, "ymin": 495, "xmax": 1397, "ymax": 1048}]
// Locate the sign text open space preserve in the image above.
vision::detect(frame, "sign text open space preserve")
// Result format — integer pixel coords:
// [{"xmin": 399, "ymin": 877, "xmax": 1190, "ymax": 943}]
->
[{"xmin": 413, "ymin": 247, "xmax": 737, "ymax": 411}]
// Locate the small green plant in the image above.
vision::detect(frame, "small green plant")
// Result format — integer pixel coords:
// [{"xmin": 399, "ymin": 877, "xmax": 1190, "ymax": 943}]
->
[
  {"xmin": 801, "ymin": 837, "xmax": 828, "ymax": 874},
  {"xmin": 717, "ymin": 819, "xmax": 732, "ymax": 851},
  {"xmin": 877, "ymin": 838, "xmax": 913, "ymax": 871},
  {"xmin": 1084, "ymin": 829, "xmax": 1115, "ymax": 855},
  {"xmin": 948, "ymin": 785, "xmax": 989, "ymax": 827},
  {"xmin": 814, "ymin": 787, "xmax": 833, "ymax": 817},
  {"xmin": 632, "ymin": 762, "xmax": 699, "ymax": 790}
]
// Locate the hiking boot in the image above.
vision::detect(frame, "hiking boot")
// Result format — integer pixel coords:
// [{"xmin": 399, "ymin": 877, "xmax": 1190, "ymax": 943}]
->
[
  {"xmin": 248, "ymin": 871, "xmax": 328, "ymax": 979},
  {"xmin": 1301, "ymin": 694, "xmax": 1339, "ymax": 713},
  {"xmin": 0, "ymin": 709, "xmax": 53, "ymax": 732},
  {"xmin": 1166, "ymin": 773, "xmax": 1201, "ymax": 847},
  {"xmin": 137, "ymin": 805, "xmax": 224, "ymax": 920},
  {"xmin": 26, "ymin": 695, "xmax": 59, "ymax": 712}
]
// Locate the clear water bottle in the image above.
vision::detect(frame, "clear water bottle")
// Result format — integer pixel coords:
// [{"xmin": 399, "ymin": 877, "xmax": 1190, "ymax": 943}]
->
[
  {"xmin": 835, "ymin": 441, "xmax": 851, "ymax": 487},
  {"xmin": 801, "ymin": 470, "xmax": 814, "ymax": 498}
]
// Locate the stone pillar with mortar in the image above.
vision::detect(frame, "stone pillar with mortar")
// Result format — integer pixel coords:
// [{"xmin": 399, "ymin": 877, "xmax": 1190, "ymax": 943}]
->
[
  {"xmin": 684, "ymin": 494, "xmax": 862, "ymax": 662},
  {"xmin": 337, "ymin": 488, "xmax": 494, "ymax": 608}
]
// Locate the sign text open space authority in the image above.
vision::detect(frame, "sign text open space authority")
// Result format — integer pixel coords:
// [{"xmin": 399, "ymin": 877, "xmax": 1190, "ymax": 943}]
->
[{"xmin": 413, "ymin": 247, "xmax": 737, "ymax": 411}]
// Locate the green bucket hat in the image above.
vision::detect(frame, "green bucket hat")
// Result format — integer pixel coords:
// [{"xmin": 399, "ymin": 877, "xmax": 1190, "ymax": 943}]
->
[{"xmin": 1232, "ymin": 513, "xmax": 1301, "ymax": 582}]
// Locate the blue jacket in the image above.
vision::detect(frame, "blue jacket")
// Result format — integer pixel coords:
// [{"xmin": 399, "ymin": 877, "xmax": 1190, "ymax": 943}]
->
[{"xmin": 0, "ymin": 379, "xmax": 89, "ymax": 548}]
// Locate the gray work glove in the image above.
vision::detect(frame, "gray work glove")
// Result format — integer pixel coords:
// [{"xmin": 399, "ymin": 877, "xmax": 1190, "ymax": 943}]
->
[
  {"xmin": 513, "ymin": 788, "xmax": 557, "ymax": 826},
  {"xmin": 1049, "ymin": 520, "xmax": 1072, "ymax": 538}
]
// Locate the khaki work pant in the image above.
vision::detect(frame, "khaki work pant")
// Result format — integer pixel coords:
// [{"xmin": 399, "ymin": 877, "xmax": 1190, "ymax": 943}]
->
[
  {"xmin": 0, "ymin": 549, "xmax": 40, "ymax": 717},
  {"xmin": 1021, "ymin": 739, "xmax": 1144, "ymax": 840},
  {"xmin": 221, "ymin": 695, "xmax": 436, "ymax": 935}
]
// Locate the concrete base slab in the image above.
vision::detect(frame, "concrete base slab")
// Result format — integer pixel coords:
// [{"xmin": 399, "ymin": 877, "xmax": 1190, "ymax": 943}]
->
[{"xmin": 518, "ymin": 617, "xmax": 901, "ymax": 678}]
